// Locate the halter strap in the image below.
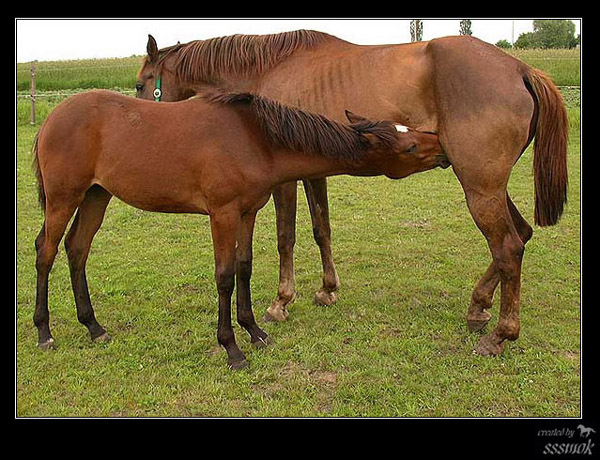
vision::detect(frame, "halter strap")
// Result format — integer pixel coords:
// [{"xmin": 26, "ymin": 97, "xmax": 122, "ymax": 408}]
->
[{"xmin": 153, "ymin": 75, "xmax": 162, "ymax": 102}]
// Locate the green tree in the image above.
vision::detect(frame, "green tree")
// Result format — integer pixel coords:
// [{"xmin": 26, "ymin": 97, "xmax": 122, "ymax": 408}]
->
[
  {"xmin": 410, "ymin": 20, "xmax": 423, "ymax": 42},
  {"xmin": 515, "ymin": 20, "xmax": 577, "ymax": 49},
  {"xmin": 459, "ymin": 20, "xmax": 472, "ymax": 36},
  {"xmin": 496, "ymin": 39, "xmax": 512, "ymax": 49},
  {"xmin": 514, "ymin": 32, "xmax": 536, "ymax": 49}
]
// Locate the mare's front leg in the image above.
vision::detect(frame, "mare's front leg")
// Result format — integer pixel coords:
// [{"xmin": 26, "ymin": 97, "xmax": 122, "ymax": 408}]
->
[
  {"xmin": 303, "ymin": 178, "xmax": 340, "ymax": 306},
  {"xmin": 235, "ymin": 211, "xmax": 271, "ymax": 347},
  {"xmin": 210, "ymin": 208, "xmax": 247, "ymax": 370},
  {"xmin": 266, "ymin": 182, "xmax": 298, "ymax": 321}
]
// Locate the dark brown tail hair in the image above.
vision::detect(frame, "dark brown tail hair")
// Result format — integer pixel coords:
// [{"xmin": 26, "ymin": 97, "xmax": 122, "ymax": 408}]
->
[
  {"xmin": 32, "ymin": 130, "xmax": 46, "ymax": 213},
  {"xmin": 524, "ymin": 68, "xmax": 569, "ymax": 226}
]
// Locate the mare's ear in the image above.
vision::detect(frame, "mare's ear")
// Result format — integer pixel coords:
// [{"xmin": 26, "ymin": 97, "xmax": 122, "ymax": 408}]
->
[
  {"xmin": 345, "ymin": 110, "xmax": 370, "ymax": 124},
  {"xmin": 147, "ymin": 34, "xmax": 159, "ymax": 63}
]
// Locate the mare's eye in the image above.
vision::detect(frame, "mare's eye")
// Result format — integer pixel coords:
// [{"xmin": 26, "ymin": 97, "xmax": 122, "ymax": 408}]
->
[{"xmin": 407, "ymin": 143, "xmax": 417, "ymax": 154}]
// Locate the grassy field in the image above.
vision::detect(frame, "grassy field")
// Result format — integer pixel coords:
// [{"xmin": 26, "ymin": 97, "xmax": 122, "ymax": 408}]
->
[
  {"xmin": 16, "ymin": 56, "xmax": 142, "ymax": 92},
  {"xmin": 15, "ymin": 50, "xmax": 581, "ymax": 417},
  {"xmin": 509, "ymin": 48, "xmax": 580, "ymax": 86}
]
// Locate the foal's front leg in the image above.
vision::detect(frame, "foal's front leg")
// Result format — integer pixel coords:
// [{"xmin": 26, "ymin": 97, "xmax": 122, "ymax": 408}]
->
[
  {"xmin": 236, "ymin": 211, "xmax": 271, "ymax": 347},
  {"xmin": 210, "ymin": 209, "xmax": 247, "ymax": 370}
]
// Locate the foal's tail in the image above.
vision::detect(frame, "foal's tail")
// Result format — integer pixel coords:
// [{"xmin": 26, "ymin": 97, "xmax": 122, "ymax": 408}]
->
[
  {"xmin": 32, "ymin": 130, "xmax": 46, "ymax": 213},
  {"xmin": 523, "ymin": 67, "xmax": 569, "ymax": 227}
]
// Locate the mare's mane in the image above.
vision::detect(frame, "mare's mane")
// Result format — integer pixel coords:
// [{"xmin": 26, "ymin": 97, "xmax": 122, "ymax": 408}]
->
[
  {"xmin": 206, "ymin": 91, "xmax": 399, "ymax": 162},
  {"xmin": 149, "ymin": 30, "xmax": 341, "ymax": 83}
]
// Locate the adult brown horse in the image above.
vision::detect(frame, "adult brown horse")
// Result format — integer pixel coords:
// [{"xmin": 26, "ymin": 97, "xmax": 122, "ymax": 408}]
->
[
  {"xmin": 32, "ymin": 89, "xmax": 446, "ymax": 369},
  {"xmin": 136, "ymin": 30, "xmax": 568, "ymax": 356}
]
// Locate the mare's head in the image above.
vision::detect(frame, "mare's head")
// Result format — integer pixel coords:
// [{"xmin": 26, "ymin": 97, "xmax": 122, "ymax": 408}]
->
[
  {"xmin": 136, "ymin": 35, "xmax": 195, "ymax": 102},
  {"xmin": 345, "ymin": 111, "xmax": 449, "ymax": 179}
]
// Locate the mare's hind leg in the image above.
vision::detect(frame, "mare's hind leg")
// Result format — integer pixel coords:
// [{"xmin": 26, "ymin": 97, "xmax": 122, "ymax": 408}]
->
[
  {"xmin": 235, "ymin": 211, "xmax": 271, "ymax": 347},
  {"xmin": 64, "ymin": 185, "xmax": 112, "ymax": 342},
  {"xmin": 303, "ymin": 178, "xmax": 340, "ymax": 306},
  {"xmin": 34, "ymin": 198, "xmax": 81, "ymax": 349},
  {"xmin": 463, "ymin": 189, "xmax": 526, "ymax": 355},
  {"xmin": 467, "ymin": 194, "xmax": 533, "ymax": 332}
]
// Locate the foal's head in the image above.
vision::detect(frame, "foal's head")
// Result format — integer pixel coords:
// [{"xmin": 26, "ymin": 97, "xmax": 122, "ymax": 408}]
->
[{"xmin": 345, "ymin": 111, "xmax": 449, "ymax": 179}]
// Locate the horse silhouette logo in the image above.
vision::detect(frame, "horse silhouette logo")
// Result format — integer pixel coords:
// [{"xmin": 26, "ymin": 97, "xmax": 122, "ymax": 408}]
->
[{"xmin": 577, "ymin": 424, "xmax": 596, "ymax": 438}]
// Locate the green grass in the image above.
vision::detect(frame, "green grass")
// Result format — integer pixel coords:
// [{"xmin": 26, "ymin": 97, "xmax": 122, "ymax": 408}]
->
[
  {"xmin": 15, "ymin": 101, "xmax": 580, "ymax": 417},
  {"xmin": 508, "ymin": 48, "xmax": 580, "ymax": 86},
  {"xmin": 16, "ymin": 56, "xmax": 142, "ymax": 92}
]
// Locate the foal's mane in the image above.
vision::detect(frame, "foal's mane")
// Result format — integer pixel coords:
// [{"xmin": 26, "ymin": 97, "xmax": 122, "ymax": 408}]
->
[
  {"xmin": 206, "ymin": 91, "xmax": 399, "ymax": 162},
  {"xmin": 153, "ymin": 30, "xmax": 340, "ymax": 83}
]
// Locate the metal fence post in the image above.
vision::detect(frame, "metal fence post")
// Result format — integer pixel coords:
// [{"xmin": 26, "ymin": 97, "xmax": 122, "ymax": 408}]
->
[{"xmin": 30, "ymin": 61, "xmax": 37, "ymax": 126}]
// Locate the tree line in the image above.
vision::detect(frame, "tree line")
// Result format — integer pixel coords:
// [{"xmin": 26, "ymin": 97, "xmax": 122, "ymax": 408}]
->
[{"xmin": 410, "ymin": 20, "xmax": 579, "ymax": 49}]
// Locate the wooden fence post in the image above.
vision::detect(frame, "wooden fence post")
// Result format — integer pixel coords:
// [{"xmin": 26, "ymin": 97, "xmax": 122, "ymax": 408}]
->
[{"xmin": 30, "ymin": 61, "xmax": 36, "ymax": 126}]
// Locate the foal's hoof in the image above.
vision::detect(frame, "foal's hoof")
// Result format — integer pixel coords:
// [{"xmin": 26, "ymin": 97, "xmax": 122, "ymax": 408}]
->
[
  {"xmin": 228, "ymin": 358, "xmax": 249, "ymax": 371},
  {"xmin": 467, "ymin": 311, "xmax": 492, "ymax": 332},
  {"xmin": 252, "ymin": 335, "xmax": 274, "ymax": 349},
  {"xmin": 37, "ymin": 338, "xmax": 56, "ymax": 351},
  {"xmin": 314, "ymin": 289, "xmax": 338, "ymax": 306},
  {"xmin": 475, "ymin": 333, "xmax": 505, "ymax": 356},
  {"xmin": 92, "ymin": 332, "xmax": 111, "ymax": 343}
]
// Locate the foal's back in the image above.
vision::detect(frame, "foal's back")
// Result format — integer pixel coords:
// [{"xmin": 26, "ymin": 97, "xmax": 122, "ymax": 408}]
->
[{"xmin": 37, "ymin": 90, "xmax": 271, "ymax": 214}]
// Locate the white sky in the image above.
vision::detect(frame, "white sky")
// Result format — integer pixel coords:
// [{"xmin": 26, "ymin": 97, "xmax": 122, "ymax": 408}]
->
[{"xmin": 15, "ymin": 18, "xmax": 581, "ymax": 63}]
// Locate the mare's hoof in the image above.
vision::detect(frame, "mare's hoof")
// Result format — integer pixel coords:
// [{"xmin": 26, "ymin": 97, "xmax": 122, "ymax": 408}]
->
[
  {"xmin": 467, "ymin": 311, "xmax": 492, "ymax": 332},
  {"xmin": 475, "ymin": 333, "xmax": 505, "ymax": 356},
  {"xmin": 265, "ymin": 292, "xmax": 296, "ymax": 322},
  {"xmin": 264, "ymin": 306, "xmax": 289, "ymax": 322},
  {"xmin": 92, "ymin": 332, "xmax": 111, "ymax": 343},
  {"xmin": 228, "ymin": 358, "xmax": 249, "ymax": 371},
  {"xmin": 314, "ymin": 289, "xmax": 338, "ymax": 306},
  {"xmin": 37, "ymin": 338, "xmax": 56, "ymax": 351}
]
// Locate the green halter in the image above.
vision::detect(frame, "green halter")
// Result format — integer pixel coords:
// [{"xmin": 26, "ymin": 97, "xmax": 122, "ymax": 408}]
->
[{"xmin": 153, "ymin": 75, "xmax": 162, "ymax": 102}]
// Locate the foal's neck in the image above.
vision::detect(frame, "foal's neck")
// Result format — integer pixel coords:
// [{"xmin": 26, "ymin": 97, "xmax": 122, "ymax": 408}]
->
[{"xmin": 270, "ymin": 148, "xmax": 374, "ymax": 184}]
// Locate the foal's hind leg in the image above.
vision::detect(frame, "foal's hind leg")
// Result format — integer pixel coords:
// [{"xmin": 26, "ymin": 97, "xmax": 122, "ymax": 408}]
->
[
  {"xmin": 34, "ymin": 199, "xmax": 81, "ymax": 349},
  {"xmin": 64, "ymin": 185, "xmax": 112, "ymax": 342},
  {"xmin": 467, "ymin": 194, "xmax": 533, "ymax": 332}
]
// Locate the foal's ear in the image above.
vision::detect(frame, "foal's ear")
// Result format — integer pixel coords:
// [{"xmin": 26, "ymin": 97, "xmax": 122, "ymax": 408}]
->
[
  {"xmin": 345, "ymin": 110, "xmax": 380, "ymax": 148},
  {"xmin": 147, "ymin": 34, "xmax": 159, "ymax": 63},
  {"xmin": 357, "ymin": 132, "xmax": 382, "ymax": 149},
  {"xmin": 345, "ymin": 110, "xmax": 369, "ymax": 124}
]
